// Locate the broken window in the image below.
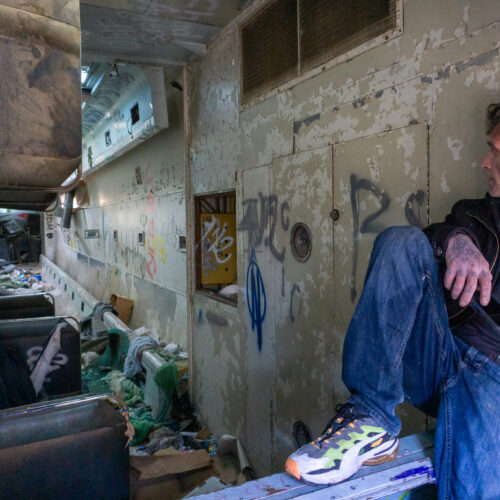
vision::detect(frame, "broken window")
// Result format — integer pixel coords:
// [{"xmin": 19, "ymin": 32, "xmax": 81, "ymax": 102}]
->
[
  {"xmin": 240, "ymin": 0, "xmax": 400, "ymax": 104},
  {"xmin": 195, "ymin": 192, "xmax": 237, "ymax": 303}
]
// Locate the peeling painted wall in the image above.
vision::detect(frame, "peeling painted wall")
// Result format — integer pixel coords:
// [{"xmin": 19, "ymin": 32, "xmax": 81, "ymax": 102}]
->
[
  {"xmin": 189, "ymin": 0, "xmax": 500, "ymax": 476},
  {"xmin": 49, "ymin": 81, "xmax": 187, "ymax": 346}
]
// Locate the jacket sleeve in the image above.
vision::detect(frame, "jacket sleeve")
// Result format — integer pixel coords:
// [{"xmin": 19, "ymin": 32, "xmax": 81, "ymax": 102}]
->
[{"xmin": 423, "ymin": 200, "xmax": 480, "ymax": 263}]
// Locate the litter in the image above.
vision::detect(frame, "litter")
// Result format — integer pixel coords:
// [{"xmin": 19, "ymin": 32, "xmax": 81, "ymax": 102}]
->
[{"xmin": 124, "ymin": 335, "xmax": 158, "ymax": 378}]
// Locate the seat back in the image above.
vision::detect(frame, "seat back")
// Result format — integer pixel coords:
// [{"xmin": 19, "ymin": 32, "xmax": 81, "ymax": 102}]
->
[
  {"xmin": 0, "ymin": 293, "xmax": 55, "ymax": 319},
  {"xmin": 0, "ymin": 395, "xmax": 130, "ymax": 500},
  {"xmin": 0, "ymin": 316, "xmax": 81, "ymax": 398}
]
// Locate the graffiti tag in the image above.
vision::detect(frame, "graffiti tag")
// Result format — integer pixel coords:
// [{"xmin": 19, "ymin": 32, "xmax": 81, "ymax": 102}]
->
[
  {"xmin": 202, "ymin": 215, "xmax": 234, "ymax": 264},
  {"xmin": 246, "ymin": 247, "xmax": 267, "ymax": 351}
]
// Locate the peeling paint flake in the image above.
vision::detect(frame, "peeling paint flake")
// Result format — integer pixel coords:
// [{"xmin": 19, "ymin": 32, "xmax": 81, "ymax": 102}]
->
[
  {"xmin": 441, "ymin": 173, "xmax": 451, "ymax": 193},
  {"xmin": 397, "ymin": 129, "xmax": 416, "ymax": 159},
  {"xmin": 447, "ymin": 137, "xmax": 463, "ymax": 161}
]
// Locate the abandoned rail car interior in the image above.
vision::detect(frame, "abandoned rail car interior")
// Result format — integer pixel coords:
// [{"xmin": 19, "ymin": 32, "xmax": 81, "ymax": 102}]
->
[{"xmin": 1, "ymin": 0, "xmax": 500, "ymax": 498}]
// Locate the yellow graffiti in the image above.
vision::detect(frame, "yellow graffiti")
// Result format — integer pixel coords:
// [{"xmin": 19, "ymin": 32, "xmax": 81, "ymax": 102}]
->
[{"xmin": 147, "ymin": 236, "xmax": 167, "ymax": 264}]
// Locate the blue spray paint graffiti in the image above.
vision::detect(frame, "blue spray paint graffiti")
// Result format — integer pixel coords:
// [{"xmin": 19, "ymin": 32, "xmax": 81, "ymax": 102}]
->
[{"xmin": 246, "ymin": 247, "xmax": 266, "ymax": 351}]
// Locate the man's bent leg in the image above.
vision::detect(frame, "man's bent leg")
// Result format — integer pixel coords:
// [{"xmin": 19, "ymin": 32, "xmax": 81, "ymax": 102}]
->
[
  {"xmin": 343, "ymin": 226, "xmax": 461, "ymax": 436},
  {"xmin": 286, "ymin": 226, "xmax": 462, "ymax": 486}
]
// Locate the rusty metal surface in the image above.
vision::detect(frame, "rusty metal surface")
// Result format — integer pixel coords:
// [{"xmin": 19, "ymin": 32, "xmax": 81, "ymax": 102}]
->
[
  {"xmin": 80, "ymin": 0, "xmax": 254, "ymax": 68},
  {"xmin": 0, "ymin": 0, "xmax": 80, "ymax": 27},
  {"xmin": 0, "ymin": 1, "xmax": 81, "ymax": 206}
]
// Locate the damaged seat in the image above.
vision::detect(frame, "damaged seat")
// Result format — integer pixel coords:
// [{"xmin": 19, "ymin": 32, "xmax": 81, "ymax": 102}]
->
[
  {"xmin": 0, "ymin": 316, "xmax": 81, "ymax": 401},
  {"xmin": 0, "ymin": 394, "xmax": 130, "ymax": 499},
  {"xmin": 0, "ymin": 293, "xmax": 55, "ymax": 320}
]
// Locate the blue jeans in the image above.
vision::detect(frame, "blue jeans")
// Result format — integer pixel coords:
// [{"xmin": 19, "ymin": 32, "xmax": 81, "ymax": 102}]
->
[{"xmin": 343, "ymin": 226, "xmax": 500, "ymax": 499}]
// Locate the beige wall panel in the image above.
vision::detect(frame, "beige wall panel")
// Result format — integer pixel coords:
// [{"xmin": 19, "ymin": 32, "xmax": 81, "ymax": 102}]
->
[
  {"xmin": 333, "ymin": 124, "xmax": 429, "ymax": 436},
  {"xmin": 333, "ymin": 124, "xmax": 428, "ymax": 332},
  {"xmin": 291, "ymin": 1, "xmax": 500, "ymax": 132},
  {"xmin": 190, "ymin": 30, "xmax": 240, "ymax": 194},
  {"xmin": 294, "ymin": 78, "xmax": 426, "ymax": 153},
  {"xmin": 271, "ymin": 146, "xmax": 335, "ymax": 470},
  {"xmin": 429, "ymin": 58, "xmax": 500, "ymax": 224},
  {"xmin": 465, "ymin": 0, "xmax": 500, "ymax": 32},
  {"xmin": 239, "ymin": 164, "xmax": 276, "ymax": 476},
  {"xmin": 239, "ymin": 91, "xmax": 294, "ymax": 170},
  {"xmin": 192, "ymin": 294, "xmax": 245, "ymax": 449}
]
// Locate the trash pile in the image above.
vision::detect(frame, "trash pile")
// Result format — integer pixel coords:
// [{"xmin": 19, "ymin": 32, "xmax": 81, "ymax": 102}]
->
[
  {"xmin": 81, "ymin": 323, "xmax": 254, "ymax": 499},
  {"xmin": 0, "ymin": 260, "xmax": 54, "ymax": 295}
]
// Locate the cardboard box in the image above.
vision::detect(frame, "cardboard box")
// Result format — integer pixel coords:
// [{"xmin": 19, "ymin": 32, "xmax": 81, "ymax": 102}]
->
[{"xmin": 110, "ymin": 294, "xmax": 134, "ymax": 325}]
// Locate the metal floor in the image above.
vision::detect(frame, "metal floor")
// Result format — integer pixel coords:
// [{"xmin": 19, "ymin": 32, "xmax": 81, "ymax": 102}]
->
[{"xmin": 196, "ymin": 432, "xmax": 436, "ymax": 500}]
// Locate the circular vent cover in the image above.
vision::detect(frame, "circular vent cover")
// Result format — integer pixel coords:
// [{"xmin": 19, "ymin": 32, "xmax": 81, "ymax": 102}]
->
[{"xmin": 290, "ymin": 222, "xmax": 312, "ymax": 262}]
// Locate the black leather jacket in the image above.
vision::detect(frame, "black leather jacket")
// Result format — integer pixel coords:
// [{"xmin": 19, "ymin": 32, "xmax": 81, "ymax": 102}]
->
[{"xmin": 425, "ymin": 194, "xmax": 500, "ymax": 356}]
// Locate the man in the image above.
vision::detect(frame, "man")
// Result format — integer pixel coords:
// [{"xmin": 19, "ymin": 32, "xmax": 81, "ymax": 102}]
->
[{"xmin": 285, "ymin": 103, "xmax": 500, "ymax": 499}]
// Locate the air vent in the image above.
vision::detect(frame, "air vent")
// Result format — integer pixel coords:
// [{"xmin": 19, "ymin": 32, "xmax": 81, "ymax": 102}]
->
[
  {"xmin": 135, "ymin": 166, "xmax": 143, "ymax": 185},
  {"xmin": 131, "ymin": 103, "xmax": 140, "ymax": 125},
  {"xmin": 241, "ymin": 0, "xmax": 298, "ymax": 104},
  {"xmin": 84, "ymin": 229, "xmax": 100, "ymax": 239},
  {"xmin": 179, "ymin": 235, "xmax": 186, "ymax": 250},
  {"xmin": 300, "ymin": 0, "xmax": 397, "ymax": 72},
  {"xmin": 240, "ymin": 0, "xmax": 400, "ymax": 104}
]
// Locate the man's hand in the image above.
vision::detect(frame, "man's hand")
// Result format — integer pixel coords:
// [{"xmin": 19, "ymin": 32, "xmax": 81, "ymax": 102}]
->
[{"xmin": 444, "ymin": 233, "xmax": 492, "ymax": 307}]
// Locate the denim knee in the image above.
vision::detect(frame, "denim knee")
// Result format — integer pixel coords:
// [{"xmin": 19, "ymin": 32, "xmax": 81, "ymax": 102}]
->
[{"xmin": 373, "ymin": 226, "xmax": 434, "ymax": 264}]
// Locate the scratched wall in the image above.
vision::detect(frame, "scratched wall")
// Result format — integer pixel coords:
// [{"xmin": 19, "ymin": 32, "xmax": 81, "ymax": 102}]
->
[
  {"xmin": 49, "ymin": 84, "xmax": 187, "ymax": 346},
  {"xmin": 189, "ymin": 0, "xmax": 500, "ymax": 476}
]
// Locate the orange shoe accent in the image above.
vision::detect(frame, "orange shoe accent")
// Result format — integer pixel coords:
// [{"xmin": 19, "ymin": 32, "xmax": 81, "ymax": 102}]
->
[
  {"xmin": 363, "ymin": 443, "xmax": 399, "ymax": 466},
  {"xmin": 285, "ymin": 458, "xmax": 301, "ymax": 480},
  {"xmin": 371, "ymin": 438, "xmax": 383, "ymax": 447}
]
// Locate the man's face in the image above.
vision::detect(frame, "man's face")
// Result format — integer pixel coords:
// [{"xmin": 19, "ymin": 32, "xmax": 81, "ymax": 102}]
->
[{"xmin": 481, "ymin": 123, "xmax": 500, "ymax": 197}]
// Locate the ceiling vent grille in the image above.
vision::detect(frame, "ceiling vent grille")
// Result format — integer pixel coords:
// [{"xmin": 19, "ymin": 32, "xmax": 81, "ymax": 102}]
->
[
  {"xmin": 240, "ymin": 0, "xmax": 399, "ymax": 105},
  {"xmin": 241, "ymin": 0, "xmax": 298, "ymax": 104},
  {"xmin": 300, "ymin": 0, "xmax": 397, "ymax": 72}
]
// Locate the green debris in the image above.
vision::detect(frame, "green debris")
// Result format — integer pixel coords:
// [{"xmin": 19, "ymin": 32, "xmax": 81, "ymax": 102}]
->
[
  {"xmin": 129, "ymin": 406, "xmax": 155, "ymax": 446},
  {"xmin": 89, "ymin": 328, "xmax": 129, "ymax": 371}
]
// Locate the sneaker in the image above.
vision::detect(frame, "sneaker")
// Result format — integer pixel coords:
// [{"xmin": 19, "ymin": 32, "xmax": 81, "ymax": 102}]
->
[{"xmin": 285, "ymin": 403, "xmax": 399, "ymax": 485}]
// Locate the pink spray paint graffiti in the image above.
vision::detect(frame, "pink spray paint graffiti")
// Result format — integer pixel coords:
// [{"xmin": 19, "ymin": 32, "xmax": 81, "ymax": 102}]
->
[{"xmin": 144, "ymin": 163, "xmax": 157, "ymax": 280}]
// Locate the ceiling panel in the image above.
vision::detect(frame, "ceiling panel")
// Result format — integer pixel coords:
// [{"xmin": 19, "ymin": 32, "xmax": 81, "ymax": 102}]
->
[{"xmin": 80, "ymin": 0, "xmax": 253, "ymax": 67}]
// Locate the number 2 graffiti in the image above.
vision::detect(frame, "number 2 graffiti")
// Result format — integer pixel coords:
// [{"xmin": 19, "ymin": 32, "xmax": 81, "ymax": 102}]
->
[{"xmin": 350, "ymin": 173, "xmax": 426, "ymax": 302}]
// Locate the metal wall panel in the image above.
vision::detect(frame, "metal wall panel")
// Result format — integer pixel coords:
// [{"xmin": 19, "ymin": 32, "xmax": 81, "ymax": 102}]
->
[{"xmin": 0, "ymin": 2, "xmax": 81, "ymax": 192}]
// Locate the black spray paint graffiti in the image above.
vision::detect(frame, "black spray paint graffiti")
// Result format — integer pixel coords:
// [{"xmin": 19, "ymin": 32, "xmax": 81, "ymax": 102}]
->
[
  {"xmin": 239, "ymin": 194, "xmax": 290, "ymax": 263},
  {"xmin": 240, "ymin": 194, "xmax": 304, "ymax": 333},
  {"xmin": 350, "ymin": 173, "xmax": 426, "ymax": 302},
  {"xmin": 45, "ymin": 211, "xmax": 55, "ymax": 239}
]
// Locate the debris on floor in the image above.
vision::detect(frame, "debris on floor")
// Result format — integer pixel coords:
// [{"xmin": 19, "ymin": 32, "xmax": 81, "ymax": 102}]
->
[
  {"xmin": 80, "ymin": 326, "xmax": 253, "ymax": 499},
  {"xmin": 0, "ymin": 261, "xmax": 53, "ymax": 295}
]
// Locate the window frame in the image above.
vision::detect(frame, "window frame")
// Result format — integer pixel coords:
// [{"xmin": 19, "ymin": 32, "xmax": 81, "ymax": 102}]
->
[{"xmin": 194, "ymin": 191, "xmax": 238, "ymax": 307}]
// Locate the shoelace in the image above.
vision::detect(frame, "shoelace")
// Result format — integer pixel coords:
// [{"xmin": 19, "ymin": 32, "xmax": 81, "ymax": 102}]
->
[{"xmin": 312, "ymin": 403, "xmax": 359, "ymax": 449}]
